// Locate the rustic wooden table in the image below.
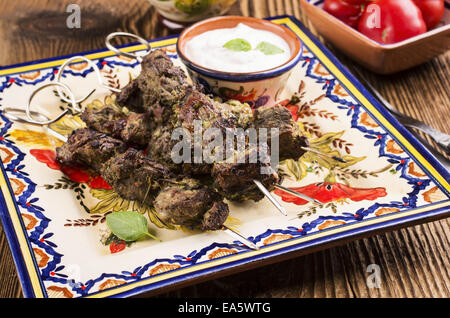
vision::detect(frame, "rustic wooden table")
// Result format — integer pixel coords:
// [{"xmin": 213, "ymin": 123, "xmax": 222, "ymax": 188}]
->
[{"xmin": 0, "ymin": 0, "xmax": 449, "ymax": 298}]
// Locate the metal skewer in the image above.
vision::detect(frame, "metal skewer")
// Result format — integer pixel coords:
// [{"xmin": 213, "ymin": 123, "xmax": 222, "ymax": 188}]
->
[
  {"xmin": 26, "ymin": 82, "xmax": 79, "ymax": 125},
  {"xmin": 2, "ymin": 108, "xmax": 69, "ymax": 143},
  {"xmin": 274, "ymin": 184, "xmax": 322, "ymax": 205},
  {"xmin": 253, "ymin": 180, "xmax": 288, "ymax": 216},
  {"xmin": 55, "ymin": 55, "xmax": 122, "ymax": 104},
  {"xmin": 222, "ymin": 226, "xmax": 259, "ymax": 250},
  {"xmin": 2, "ymin": 82, "xmax": 78, "ymax": 131},
  {"xmin": 54, "ymin": 33, "xmax": 152, "ymax": 105},
  {"xmin": 105, "ymin": 32, "xmax": 152, "ymax": 63}
]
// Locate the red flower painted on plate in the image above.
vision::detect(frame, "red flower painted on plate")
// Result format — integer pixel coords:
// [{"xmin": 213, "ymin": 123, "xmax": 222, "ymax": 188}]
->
[
  {"xmin": 29, "ymin": 149, "xmax": 60, "ymax": 170},
  {"xmin": 274, "ymin": 182, "xmax": 387, "ymax": 205},
  {"xmin": 109, "ymin": 240, "xmax": 126, "ymax": 254},
  {"xmin": 88, "ymin": 175, "xmax": 113, "ymax": 190},
  {"xmin": 276, "ymin": 99, "xmax": 299, "ymax": 121},
  {"xmin": 29, "ymin": 149, "xmax": 111, "ymax": 189},
  {"xmin": 61, "ymin": 166, "xmax": 91, "ymax": 184},
  {"xmin": 219, "ymin": 86, "xmax": 257, "ymax": 103},
  {"xmin": 285, "ymin": 105, "xmax": 299, "ymax": 121}
]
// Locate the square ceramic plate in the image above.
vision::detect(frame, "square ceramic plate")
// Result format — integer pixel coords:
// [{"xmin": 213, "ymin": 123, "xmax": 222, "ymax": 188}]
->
[
  {"xmin": 301, "ymin": 0, "xmax": 450, "ymax": 74},
  {"xmin": 0, "ymin": 16, "xmax": 449, "ymax": 298}
]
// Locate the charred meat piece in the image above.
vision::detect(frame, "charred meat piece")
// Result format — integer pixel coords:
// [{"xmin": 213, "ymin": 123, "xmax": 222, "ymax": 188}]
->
[
  {"xmin": 100, "ymin": 148, "xmax": 174, "ymax": 204},
  {"xmin": 147, "ymin": 126, "xmax": 182, "ymax": 173},
  {"xmin": 154, "ymin": 178, "xmax": 229, "ymax": 231},
  {"xmin": 146, "ymin": 89, "xmax": 243, "ymax": 176},
  {"xmin": 172, "ymin": 88, "xmax": 239, "ymax": 132},
  {"xmin": 226, "ymin": 100, "xmax": 254, "ymax": 129},
  {"xmin": 56, "ymin": 128, "xmax": 127, "ymax": 171},
  {"xmin": 56, "ymin": 129, "xmax": 229, "ymax": 231},
  {"xmin": 148, "ymin": 125, "xmax": 213, "ymax": 176},
  {"xmin": 81, "ymin": 106, "xmax": 154, "ymax": 148},
  {"xmin": 120, "ymin": 112, "xmax": 155, "ymax": 147},
  {"xmin": 80, "ymin": 105, "xmax": 126, "ymax": 136},
  {"xmin": 116, "ymin": 49, "xmax": 190, "ymax": 123},
  {"xmin": 254, "ymin": 105, "xmax": 309, "ymax": 161},
  {"xmin": 212, "ymin": 146, "xmax": 280, "ymax": 202},
  {"xmin": 201, "ymin": 201, "xmax": 229, "ymax": 231}
]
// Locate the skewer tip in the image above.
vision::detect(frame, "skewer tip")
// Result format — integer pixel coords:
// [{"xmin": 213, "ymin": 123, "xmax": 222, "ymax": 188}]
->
[
  {"xmin": 222, "ymin": 226, "xmax": 259, "ymax": 250},
  {"xmin": 253, "ymin": 180, "xmax": 288, "ymax": 216},
  {"xmin": 274, "ymin": 184, "xmax": 323, "ymax": 206}
]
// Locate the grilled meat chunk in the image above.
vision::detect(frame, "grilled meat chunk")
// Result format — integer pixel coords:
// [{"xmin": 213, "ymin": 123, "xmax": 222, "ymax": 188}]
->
[
  {"xmin": 254, "ymin": 105, "xmax": 309, "ymax": 161},
  {"xmin": 100, "ymin": 148, "xmax": 173, "ymax": 204},
  {"xmin": 80, "ymin": 105, "xmax": 126, "ymax": 136},
  {"xmin": 146, "ymin": 89, "xmax": 246, "ymax": 176},
  {"xmin": 211, "ymin": 146, "xmax": 280, "ymax": 202},
  {"xmin": 147, "ymin": 126, "xmax": 182, "ymax": 173},
  {"xmin": 81, "ymin": 106, "xmax": 154, "ymax": 148},
  {"xmin": 116, "ymin": 49, "xmax": 190, "ymax": 123},
  {"xmin": 120, "ymin": 112, "xmax": 154, "ymax": 147},
  {"xmin": 154, "ymin": 178, "xmax": 228, "ymax": 231},
  {"xmin": 172, "ymin": 88, "xmax": 239, "ymax": 132},
  {"xmin": 201, "ymin": 201, "xmax": 229, "ymax": 231},
  {"xmin": 56, "ymin": 128, "xmax": 127, "ymax": 171}
]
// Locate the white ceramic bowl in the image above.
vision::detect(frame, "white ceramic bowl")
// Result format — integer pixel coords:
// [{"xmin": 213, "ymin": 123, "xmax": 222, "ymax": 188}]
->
[{"xmin": 177, "ymin": 16, "xmax": 303, "ymax": 108}]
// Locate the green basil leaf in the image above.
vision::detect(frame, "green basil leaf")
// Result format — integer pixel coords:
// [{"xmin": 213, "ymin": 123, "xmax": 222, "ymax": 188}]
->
[
  {"xmin": 106, "ymin": 211, "xmax": 152, "ymax": 242},
  {"xmin": 223, "ymin": 38, "xmax": 252, "ymax": 52},
  {"xmin": 255, "ymin": 41, "xmax": 284, "ymax": 55}
]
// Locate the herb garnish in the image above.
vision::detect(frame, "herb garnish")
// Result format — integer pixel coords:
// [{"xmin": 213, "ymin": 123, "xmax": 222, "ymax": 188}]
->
[
  {"xmin": 106, "ymin": 211, "xmax": 161, "ymax": 242},
  {"xmin": 223, "ymin": 38, "xmax": 252, "ymax": 52},
  {"xmin": 255, "ymin": 41, "xmax": 285, "ymax": 55},
  {"xmin": 223, "ymin": 38, "xmax": 285, "ymax": 55}
]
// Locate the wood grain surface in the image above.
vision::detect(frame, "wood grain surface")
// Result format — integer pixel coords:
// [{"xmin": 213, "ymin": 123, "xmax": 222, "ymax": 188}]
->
[{"xmin": 0, "ymin": 0, "xmax": 449, "ymax": 298}]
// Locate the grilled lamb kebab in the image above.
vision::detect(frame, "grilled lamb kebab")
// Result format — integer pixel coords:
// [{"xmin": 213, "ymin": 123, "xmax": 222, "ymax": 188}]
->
[
  {"xmin": 81, "ymin": 97, "xmax": 280, "ymax": 202},
  {"xmin": 56, "ymin": 128, "xmax": 229, "ymax": 231},
  {"xmin": 93, "ymin": 49, "xmax": 308, "ymax": 202},
  {"xmin": 114, "ymin": 49, "xmax": 307, "ymax": 156},
  {"xmin": 79, "ymin": 100, "xmax": 308, "ymax": 162},
  {"xmin": 113, "ymin": 51, "xmax": 278, "ymax": 201}
]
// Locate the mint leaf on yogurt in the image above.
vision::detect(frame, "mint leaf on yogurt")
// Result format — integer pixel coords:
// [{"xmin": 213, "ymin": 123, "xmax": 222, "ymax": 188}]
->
[
  {"xmin": 223, "ymin": 38, "xmax": 252, "ymax": 52},
  {"xmin": 256, "ymin": 41, "xmax": 285, "ymax": 55}
]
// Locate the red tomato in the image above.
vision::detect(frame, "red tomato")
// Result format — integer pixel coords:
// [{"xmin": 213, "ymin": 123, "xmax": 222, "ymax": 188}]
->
[
  {"xmin": 323, "ymin": 0, "xmax": 366, "ymax": 28},
  {"xmin": 413, "ymin": 0, "xmax": 444, "ymax": 29},
  {"xmin": 358, "ymin": 0, "xmax": 427, "ymax": 44}
]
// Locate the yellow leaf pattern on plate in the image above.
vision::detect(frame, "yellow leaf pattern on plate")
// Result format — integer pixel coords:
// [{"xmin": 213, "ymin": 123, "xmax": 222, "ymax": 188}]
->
[
  {"xmin": 9, "ymin": 129, "xmax": 63, "ymax": 149},
  {"xmin": 89, "ymin": 188, "xmax": 176, "ymax": 230},
  {"xmin": 49, "ymin": 115, "xmax": 85, "ymax": 137}
]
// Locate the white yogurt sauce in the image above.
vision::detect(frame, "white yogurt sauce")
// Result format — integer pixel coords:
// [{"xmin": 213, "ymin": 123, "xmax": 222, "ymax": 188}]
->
[{"xmin": 185, "ymin": 23, "xmax": 291, "ymax": 73}]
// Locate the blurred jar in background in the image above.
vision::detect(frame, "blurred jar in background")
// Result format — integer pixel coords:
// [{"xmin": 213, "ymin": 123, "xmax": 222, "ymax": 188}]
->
[{"xmin": 149, "ymin": 0, "xmax": 237, "ymax": 28}]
